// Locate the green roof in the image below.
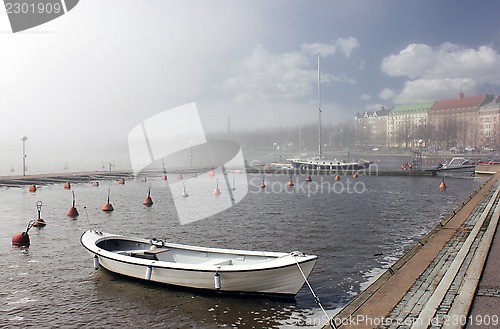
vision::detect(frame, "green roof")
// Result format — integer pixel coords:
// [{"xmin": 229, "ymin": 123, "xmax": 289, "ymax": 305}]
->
[{"xmin": 390, "ymin": 102, "xmax": 434, "ymax": 115}]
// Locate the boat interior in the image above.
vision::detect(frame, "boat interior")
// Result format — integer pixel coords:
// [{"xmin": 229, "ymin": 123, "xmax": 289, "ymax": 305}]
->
[{"xmin": 96, "ymin": 238, "xmax": 278, "ymax": 266}]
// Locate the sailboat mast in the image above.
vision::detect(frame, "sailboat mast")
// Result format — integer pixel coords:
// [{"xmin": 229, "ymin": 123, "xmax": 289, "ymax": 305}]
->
[{"xmin": 317, "ymin": 53, "xmax": 322, "ymax": 159}]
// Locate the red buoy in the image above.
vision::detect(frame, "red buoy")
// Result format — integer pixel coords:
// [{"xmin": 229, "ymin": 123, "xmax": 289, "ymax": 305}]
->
[
  {"xmin": 161, "ymin": 175, "xmax": 167, "ymax": 180},
  {"xmin": 29, "ymin": 185, "xmax": 37, "ymax": 192},
  {"xmin": 12, "ymin": 219, "xmax": 35, "ymax": 246},
  {"xmin": 67, "ymin": 191, "xmax": 79, "ymax": 218},
  {"xmin": 33, "ymin": 218, "xmax": 46, "ymax": 227},
  {"xmin": 92, "ymin": 181, "xmax": 100, "ymax": 187},
  {"xmin": 63, "ymin": 182, "xmax": 71, "ymax": 189},
  {"xmin": 208, "ymin": 170, "xmax": 216, "ymax": 177},
  {"xmin": 353, "ymin": 172, "xmax": 359, "ymax": 178},
  {"xmin": 439, "ymin": 178, "xmax": 446, "ymax": 190},
  {"xmin": 305, "ymin": 175, "xmax": 312, "ymax": 182},
  {"xmin": 213, "ymin": 179, "xmax": 221, "ymax": 196},
  {"xmin": 102, "ymin": 189, "xmax": 114, "ymax": 212},
  {"xmin": 117, "ymin": 178, "xmax": 125, "ymax": 184},
  {"xmin": 32, "ymin": 201, "xmax": 46, "ymax": 227},
  {"xmin": 182, "ymin": 182, "xmax": 189, "ymax": 197},
  {"xmin": 287, "ymin": 176, "xmax": 294, "ymax": 188},
  {"xmin": 335, "ymin": 175, "xmax": 340, "ymax": 181},
  {"xmin": 143, "ymin": 189, "xmax": 153, "ymax": 206}
]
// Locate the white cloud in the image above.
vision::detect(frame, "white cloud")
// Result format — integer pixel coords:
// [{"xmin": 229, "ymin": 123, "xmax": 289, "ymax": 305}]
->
[
  {"xmin": 379, "ymin": 88, "xmax": 396, "ymax": 101},
  {"xmin": 360, "ymin": 94, "xmax": 372, "ymax": 101},
  {"xmin": 215, "ymin": 40, "xmax": 359, "ymax": 105},
  {"xmin": 380, "ymin": 43, "xmax": 500, "ymax": 103},
  {"xmin": 395, "ymin": 78, "xmax": 477, "ymax": 104},
  {"xmin": 335, "ymin": 36, "xmax": 360, "ymax": 58},
  {"xmin": 301, "ymin": 42, "xmax": 337, "ymax": 57}
]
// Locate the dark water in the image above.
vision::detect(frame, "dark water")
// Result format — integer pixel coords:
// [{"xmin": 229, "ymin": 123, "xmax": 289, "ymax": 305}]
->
[{"xmin": 0, "ymin": 171, "xmax": 487, "ymax": 328}]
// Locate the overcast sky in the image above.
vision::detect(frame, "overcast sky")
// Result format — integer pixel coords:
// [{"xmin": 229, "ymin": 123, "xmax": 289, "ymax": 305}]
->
[{"xmin": 1, "ymin": 0, "xmax": 500, "ymax": 173}]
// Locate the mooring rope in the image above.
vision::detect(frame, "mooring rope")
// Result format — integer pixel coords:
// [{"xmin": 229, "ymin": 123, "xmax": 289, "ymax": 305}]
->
[{"xmin": 291, "ymin": 253, "xmax": 337, "ymax": 329}]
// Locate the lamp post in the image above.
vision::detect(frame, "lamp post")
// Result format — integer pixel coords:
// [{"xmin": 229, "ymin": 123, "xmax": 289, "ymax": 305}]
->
[{"xmin": 20, "ymin": 136, "xmax": 27, "ymax": 176}]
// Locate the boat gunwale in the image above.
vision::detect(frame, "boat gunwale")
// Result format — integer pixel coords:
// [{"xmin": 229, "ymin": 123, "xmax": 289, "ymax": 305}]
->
[{"xmin": 80, "ymin": 230, "xmax": 317, "ymax": 273}]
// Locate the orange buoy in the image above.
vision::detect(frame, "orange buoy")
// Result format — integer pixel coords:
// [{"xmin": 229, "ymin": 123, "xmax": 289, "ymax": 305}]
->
[
  {"xmin": 335, "ymin": 175, "xmax": 340, "ymax": 181},
  {"xmin": 117, "ymin": 178, "xmax": 125, "ymax": 184},
  {"xmin": 261, "ymin": 178, "xmax": 266, "ymax": 188},
  {"xmin": 353, "ymin": 172, "xmax": 359, "ymax": 178},
  {"xmin": 439, "ymin": 178, "xmax": 446, "ymax": 189},
  {"xmin": 33, "ymin": 218, "xmax": 46, "ymax": 227},
  {"xmin": 213, "ymin": 179, "xmax": 221, "ymax": 196},
  {"xmin": 287, "ymin": 176, "xmax": 294, "ymax": 187},
  {"xmin": 67, "ymin": 191, "xmax": 79, "ymax": 218},
  {"xmin": 208, "ymin": 170, "xmax": 216, "ymax": 177},
  {"xmin": 29, "ymin": 184, "xmax": 37, "ymax": 192},
  {"xmin": 12, "ymin": 220, "xmax": 34, "ymax": 246},
  {"xmin": 32, "ymin": 201, "xmax": 46, "ymax": 227},
  {"xmin": 102, "ymin": 189, "xmax": 114, "ymax": 212},
  {"xmin": 12, "ymin": 231, "xmax": 30, "ymax": 246},
  {"xmin": 143, "ymin": 188, "xmax": 153, "ymax": 206},
  {"xmin": 305, "ymin": 175, "xmax": 312, "ymax": 182},
  {"xmin": 63, "ymin": 182, "xmax": 71, "ymax": 189}
]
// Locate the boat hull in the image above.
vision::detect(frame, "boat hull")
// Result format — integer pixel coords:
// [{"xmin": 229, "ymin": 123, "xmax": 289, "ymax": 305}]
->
[
  {"xmin": 290, "ymin": 159, "xmax": 371, "ymax": 171},
  {"xmin": 81, "ymin": 230, "xmax": 317, "ymax": 296}
]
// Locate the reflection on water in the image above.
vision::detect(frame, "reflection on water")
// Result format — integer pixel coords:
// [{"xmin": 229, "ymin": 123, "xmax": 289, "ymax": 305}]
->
[{"xmin": 0, "ymin": 172, "xmax": 487, "ymax": 328}]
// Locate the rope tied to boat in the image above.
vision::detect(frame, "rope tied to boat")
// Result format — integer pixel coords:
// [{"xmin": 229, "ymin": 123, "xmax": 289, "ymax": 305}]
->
[{"xmin": 291, "ymin": 253, "xmax": 337, "ymax": 329}]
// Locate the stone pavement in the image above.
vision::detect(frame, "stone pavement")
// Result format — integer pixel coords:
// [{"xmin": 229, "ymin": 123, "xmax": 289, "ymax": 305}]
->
[{"xmin": 325, "ymin": 172, "xmax": 500, "ymax": 329}]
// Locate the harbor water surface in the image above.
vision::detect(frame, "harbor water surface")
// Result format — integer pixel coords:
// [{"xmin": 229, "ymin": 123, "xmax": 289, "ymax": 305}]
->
[{"xmin": 0, "ymin": 172, "xmax": 487, "ymax": 328}]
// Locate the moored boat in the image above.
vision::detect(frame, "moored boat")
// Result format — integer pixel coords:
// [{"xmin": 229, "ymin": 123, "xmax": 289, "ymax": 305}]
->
[
  {"xmin": 287, "ymin": 54, "xmax": 370, "ymax": 172},
  {"xmin": 428, "ymin": 157, "xmax": 476, "ymax": 176},
  {"xmin": 289, "ymin": 157, "xmax": 371, "ymax": 171},
  {"xmin": 80, "ymin": 230, "xmax": 317, "ymax": 297}
]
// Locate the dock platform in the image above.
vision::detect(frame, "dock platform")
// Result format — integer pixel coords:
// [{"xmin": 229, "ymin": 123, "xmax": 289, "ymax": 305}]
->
[{"xmin": 326, "ymin": 167, "xmax": 500, "ymax": 328}]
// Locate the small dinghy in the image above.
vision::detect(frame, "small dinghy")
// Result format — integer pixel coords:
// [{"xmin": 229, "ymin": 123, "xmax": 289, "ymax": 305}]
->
[{"xmin": 80, "ymin": 230, "xmax": 317, "ymax": 296}]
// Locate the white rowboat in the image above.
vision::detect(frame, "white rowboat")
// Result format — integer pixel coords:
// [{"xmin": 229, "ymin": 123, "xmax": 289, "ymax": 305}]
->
[{"xmin": 80, "ymin": 230, "xmax": 317, "ymax": 297}]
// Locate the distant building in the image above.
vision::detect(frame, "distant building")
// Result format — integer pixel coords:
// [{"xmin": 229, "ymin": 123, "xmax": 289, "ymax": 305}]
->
[
  {"xmin": 478, "ymin": 95, "xmax": 500, "ymax": 148},
  {"xmin": 355, "ymin": 107, "xmax": 390, "ymax": 149},
  {"xmin": 355, "ymin": 92, "xmax": 500, "ymax": 151},
  {"xmin": 387, "ymin": 102, "xmax": 434, "ymax": 148},
  {"xmin": 428, "ymin": 92, "xmax": 485, "ymax": 149}
]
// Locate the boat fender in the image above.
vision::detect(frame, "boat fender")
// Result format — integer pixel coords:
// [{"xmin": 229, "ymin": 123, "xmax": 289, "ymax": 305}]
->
[
  {"xmin": 93, "ymin": 255, "xmax": 99, "ymax": 270},
  {"xmin": 145, "ymin": 265, "xmax": 152, "ymax": 281},
  {"xmin": 214, "ymin": 271, "xmax": 221, "ymax": 290},
  {"xmin": 290, "ymin": 251, "xmax": 305, "ymax": 257}
]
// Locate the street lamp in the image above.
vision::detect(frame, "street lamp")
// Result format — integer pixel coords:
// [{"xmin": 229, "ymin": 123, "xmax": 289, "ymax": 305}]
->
[{"xmin": 20, "ymin": 136, "xmax": 27, "ymax": 176}]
